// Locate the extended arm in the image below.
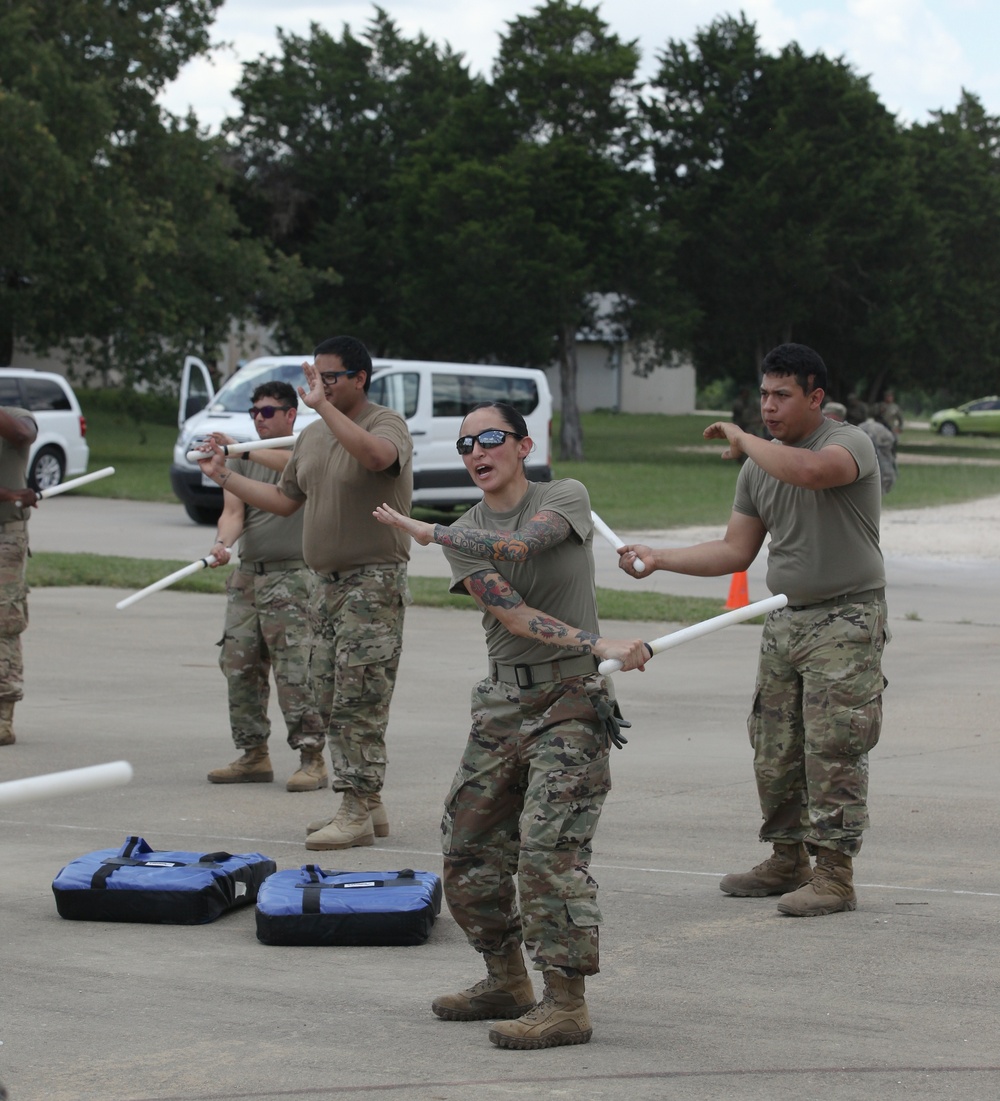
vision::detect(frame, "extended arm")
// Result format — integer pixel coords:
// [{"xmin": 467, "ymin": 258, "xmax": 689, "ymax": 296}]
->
[
  {"xmin": 373, "ymin": 502, "xmax": 571, "ymax": 560},
  {"xmin": 619, "ymin": 509, "xmax": 767, "ymax": 578},
  {"xmin": 703, "ymin": 421, "xmax": 859, "ymax": 490},
  {"xmin": 464, "ymin": 569, "xmax": 648, "ymax": 671},
  {"xmin": 206, "ymin": 486, "xmax": 245, "ymax": 566},
  {"xmin": 195, "ymin": 442, "xmax": 301, "ymax": 517}
]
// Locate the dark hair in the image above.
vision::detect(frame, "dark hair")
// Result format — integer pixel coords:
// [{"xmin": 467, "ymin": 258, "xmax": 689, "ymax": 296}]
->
[
  {"xmin": 251, "ymin": 380, "xmax": 298, "ymax": 407},
  {"xmin": 463, "ymin": 401, "xmax": 529, "ymax": 439},
  {"xmin": 761, "ymin": 343, "xmax": 828, "ymax": 395},
  {"xmin": 313, "ymin": 335, "xmax": 373, "ymax": 392}
]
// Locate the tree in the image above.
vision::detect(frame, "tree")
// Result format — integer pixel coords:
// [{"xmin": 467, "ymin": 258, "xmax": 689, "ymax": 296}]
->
[
  {"xmin": 646, "ymin": 15, "xmax": 929, "ymax": 399},
  {"xmin": 224, "ymin": 7, "xmax": 481, "ymax": 353},
  {"xmin": 0, "ymin": 0, "xmax": 298, "ymax": 379},
  {"xmin": 904, "ymin": 93, "xmax": 1000, "ymax": 399}
]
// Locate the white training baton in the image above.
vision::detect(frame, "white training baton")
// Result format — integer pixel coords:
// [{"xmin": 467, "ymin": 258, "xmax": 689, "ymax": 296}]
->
[
  {"xmin": 186, "ymin": 436, "xmax": 296, "ymax": 464},
  {"xmin": 598, "ymin": 593, "xmax": 788, "ymax": 675},
  {"xmin": 0, "ymin": 760, "xmax": 133, "ymax": 807},
  {"xmin": 19, "ymin": 466, "xmax": 116, "ymax": 505},
  {"xmin": 591, "ymin": 511, "xmax": 645, "ymax": 573},
  {"xmin": 114, "ymin": 550, "xmax": 231, "ymax": 610}
]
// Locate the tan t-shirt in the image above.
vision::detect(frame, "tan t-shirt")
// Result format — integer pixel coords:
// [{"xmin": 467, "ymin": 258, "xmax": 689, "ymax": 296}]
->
[
  {"xmin": 279, "ymin": 403, "xmax": 412, "ymax": 574},
  {"xmin": 228, "ymin": 457, "xmax": 304, "ymax": 564},
  {"xmin": 444, "ymin": 479, "xmax": 598, "ymax": 665},
  {"xmin": 0, "ymin": 407, "xmax": 37, "ymax": 525},
  {"xmin": 733, "ymin": 418, "xmax": 884, "ymax": 605}
]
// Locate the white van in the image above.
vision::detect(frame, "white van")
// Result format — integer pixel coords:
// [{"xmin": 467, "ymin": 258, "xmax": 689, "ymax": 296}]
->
[{"xmin": 171, "ymin": 355, "xmax": 553, "ymax": 524}]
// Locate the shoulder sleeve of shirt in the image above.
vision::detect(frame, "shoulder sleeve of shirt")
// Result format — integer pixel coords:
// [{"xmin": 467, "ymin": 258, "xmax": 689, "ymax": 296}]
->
[
  {"xmin": 278, "ymin": 440, "xmax": 306, "ymax": 501},
  {"xmin": 828, "ymin": 423, "xmax": 878, "ymax": 479},
  {"xmin": 369, "ymin": 406, "xmax": 413, "ymax": 463},
  {"xmin": 733, "ymin": 460, "xmax": 760, "ymax": 517},
  {"xmin": 533, "ymin": 478, "xmax": 592, "ymax": 542}
]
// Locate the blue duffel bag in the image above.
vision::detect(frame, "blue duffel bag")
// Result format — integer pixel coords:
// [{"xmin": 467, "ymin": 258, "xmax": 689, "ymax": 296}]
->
[
  {"xmin": 52, "ymin": 835, "xmax": 276, "ymax": 925},
  {"xmin": 255, "ymin": 865, "xmax": 442, "ymax": 946}
]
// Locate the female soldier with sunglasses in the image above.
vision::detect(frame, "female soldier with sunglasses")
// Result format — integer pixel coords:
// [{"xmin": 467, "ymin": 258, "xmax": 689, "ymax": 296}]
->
[{"xmin": 374, "ymin": 401, "xmax": 648, "ymax": 1050}]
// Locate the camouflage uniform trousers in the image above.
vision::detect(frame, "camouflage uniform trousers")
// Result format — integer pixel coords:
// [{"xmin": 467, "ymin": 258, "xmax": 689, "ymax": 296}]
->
[
  {"xmin": 0, "ymin": 529, "xmax": 29, "ymax": 703},
  {"xmin": 217, "ymin": 565, "xmax": 324, "ymax": 751},
  {"xmin": 748, "ymin": 598, "xmax": 890, "ymax": 857},
  {"xmin": 309, "ymin": 564, "xmax": 409, "ymax": 796},
  {"xmin": 441, "ymin": 672, "xmax": 612, "ymax": 976}
]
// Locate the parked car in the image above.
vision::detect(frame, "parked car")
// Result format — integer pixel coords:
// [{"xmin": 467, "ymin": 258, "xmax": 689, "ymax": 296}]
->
[
  {"xmin": 929, "ymin": 396, "xmax": 1000, "ymax": 437},
  {"xmin": 171, "ymin": 355, "xmax": 553, "ymax": 524},
  {"xmin": 0, "ymin": 367, "xmax": 90, "ymax": 489}
]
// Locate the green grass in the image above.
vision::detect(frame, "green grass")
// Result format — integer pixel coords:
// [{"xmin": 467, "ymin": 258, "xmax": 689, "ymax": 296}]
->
[{"xmin": 27, "ymin": 553, "xmax": 731, "ymax": 625}]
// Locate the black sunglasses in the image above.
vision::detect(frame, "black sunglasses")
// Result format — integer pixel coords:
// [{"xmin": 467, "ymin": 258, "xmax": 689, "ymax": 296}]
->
[
  {"xmin": 456, "ymin": 429, "xmax": 524, "ymax": 455},
  {"xmin": 319, "ymin": 369, "xmax": 360, "ymax": 384},
  {"xmin": 248, "ymin": 405, "xmax": 294, "ymax": 419}
]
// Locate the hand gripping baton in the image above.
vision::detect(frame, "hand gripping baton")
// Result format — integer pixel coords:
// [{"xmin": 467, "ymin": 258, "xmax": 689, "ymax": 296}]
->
[
  {"xmin": 18, "ymin": 466, "xmax": 115, "ymax": 505},
  {"xmin": 186, "ymin": 436, "xmax": 296, "ymax": 463},
  {"xmin": 598, "ymin": 594, "xmax": 788, "ymax": 675},
  {"xmin": 590, "ymin": 511, "xmax": 645, "ymax": 573},
  {"xmin": 115, "ymin": 550, "xmax": 232, "ymax": 610},
  {"xmin": 0, "ymin": 760, "xmax": 133, "ymax": 806}
]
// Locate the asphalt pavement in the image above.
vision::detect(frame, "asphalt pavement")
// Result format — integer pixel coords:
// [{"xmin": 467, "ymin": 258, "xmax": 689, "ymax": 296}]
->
[{"xmin": 2, "ymin": 498, "xmax": 999, "ymax": 1100}]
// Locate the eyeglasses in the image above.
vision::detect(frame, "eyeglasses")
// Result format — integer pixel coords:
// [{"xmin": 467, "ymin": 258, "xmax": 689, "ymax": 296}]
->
[
  {"xmin": 248, "ymin": 405, "xmax": 294, "ymax": 419},
  {"xmin": 455, "ymin": 429, "xmax": 524, "ymax": 455},
  {"xmin": 318, "ymin": 370, "xmax": 360, "ymax": 385}
]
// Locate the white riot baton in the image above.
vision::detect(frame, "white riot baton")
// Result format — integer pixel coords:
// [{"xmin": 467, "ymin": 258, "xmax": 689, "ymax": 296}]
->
[
  {"xmin": 18, "ymin": 466, "xmax": 115, "ymax": 505},
  {"xmin": 0, "ymin": 760, "xmax": 133, "ymax": 806},
  {"xmin": 591, "ymin": 511, "xmax": 645, "ymax": 573},
  {"xmin": 115, "ymin": 549, "xmax": 232, "ymax": 610},
  {"xmin": 598, "ymin": 594, "xmax": 788, "ymax": 675},
  {"xmin": 185, "ymin": 436, "xmax": 296, "ymax": 464}
]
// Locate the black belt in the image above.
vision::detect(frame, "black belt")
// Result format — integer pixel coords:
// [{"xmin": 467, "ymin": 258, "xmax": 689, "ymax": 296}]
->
[
  {"xmin": 788, "ymin": 587, "xmax": 885, "ymax": 612},
  {"xmin": 239, "ymin": 558, "xmax": 307, "ymax": 575},
  {"xmin": 490, "ymin": 654, "xmax": 599, "ymax": 689}
]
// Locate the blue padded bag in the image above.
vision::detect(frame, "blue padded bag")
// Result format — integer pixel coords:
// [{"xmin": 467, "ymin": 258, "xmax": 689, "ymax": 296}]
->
[
  {"xmin": 52, "ymin": 835, "xmax": 276, "ymax": 925},
  {"xmin": 256, "ymin": 865, "xmax": 442, "ymax": 946}
]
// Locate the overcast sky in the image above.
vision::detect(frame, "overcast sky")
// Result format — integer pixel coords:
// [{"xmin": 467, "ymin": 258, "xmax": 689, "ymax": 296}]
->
[{"xmin": 158, "ymin": 0, "xmax": 1000, "ymax": 130}]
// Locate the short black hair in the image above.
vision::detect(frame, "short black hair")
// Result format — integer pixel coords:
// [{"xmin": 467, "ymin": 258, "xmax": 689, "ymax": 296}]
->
[
  {"xmin": 313, "ymin": 335, "xmax": 373, "ymax": 392},
  {"xmin": 251, "ymin": 380, "xmax": 298, "ymax": 407},
  {"xmin": 761, "ymin": 343, "xmax": 828, "ymax": 395}
]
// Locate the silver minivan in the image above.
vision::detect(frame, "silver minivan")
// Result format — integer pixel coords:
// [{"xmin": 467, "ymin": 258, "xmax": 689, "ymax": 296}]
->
[{"xmin": 171, "ymin": 355, "xmax": 552, "ymax": 524}]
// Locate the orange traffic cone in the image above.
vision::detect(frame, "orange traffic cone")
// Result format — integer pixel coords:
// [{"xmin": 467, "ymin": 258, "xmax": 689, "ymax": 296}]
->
[{"xmin": 725, "ymin": 571, "xmax": 749, "ymax": 609}]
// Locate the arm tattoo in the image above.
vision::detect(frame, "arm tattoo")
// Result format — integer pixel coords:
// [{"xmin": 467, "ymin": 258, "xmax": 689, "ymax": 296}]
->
[
  {"xmin": 526, "ymin": 616, "xmax": 601, "ymax": 654},
  {"xmin": 435, "ymin": 511, "xmax": 571, "ymax": 561},
  {"xmin": 465, "ymin": 571, "xmax": 523, "ymax": 610}
]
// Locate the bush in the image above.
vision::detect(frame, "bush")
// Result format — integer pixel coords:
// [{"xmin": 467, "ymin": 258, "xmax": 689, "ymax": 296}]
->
[{"xmin": 80, "ymin": 388, "xmax": 178, "ymax": 426}]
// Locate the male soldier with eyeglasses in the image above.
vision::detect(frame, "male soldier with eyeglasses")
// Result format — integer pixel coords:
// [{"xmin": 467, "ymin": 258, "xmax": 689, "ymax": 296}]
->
[
  {"xmin": 204, "ymin": 380, "xmax": 327, "ymax": 792},
  {"xmin": 196, "ymin": 338, "xmax": 412, "ymax": 849}
]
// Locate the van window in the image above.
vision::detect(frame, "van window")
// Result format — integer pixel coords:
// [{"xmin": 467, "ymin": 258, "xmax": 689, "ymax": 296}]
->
[
  {"xmin": 24, "ymin": 378, "xmax": 72, "ymax": 411},
  {"xmin": 0, "ymin": 378, "xmax": 22, "ymax": 405},
  {"xmin": 209, "ymin": 362, "xmax": 307, "ymax": 413},
  {"xmin": 432, "ymin": 373, "xmax": 539, "ymax": 418},
  {"xmin": 370, "ymin": 372, "xmax": 419, "ymax": 419}
]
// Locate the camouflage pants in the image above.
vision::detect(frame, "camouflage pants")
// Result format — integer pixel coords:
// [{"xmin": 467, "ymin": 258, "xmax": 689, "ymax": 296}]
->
[
  {"xmin": 748, "ymin": 599, "xmax": 890, "ymax": 857},
  {"xmin": 0, "ymin": 529, "xmax": 29, "ymax": 703},
  {"xmin": 441, "ymin": 673, "xmax": 612, "ymax": 976},
  {"xmin": 217, "ymin": 566, "xmax": 324, "ymax": 751},
  {"xmin": 310, "ymin": 564, "xmax": 408, "ymax": 796}
]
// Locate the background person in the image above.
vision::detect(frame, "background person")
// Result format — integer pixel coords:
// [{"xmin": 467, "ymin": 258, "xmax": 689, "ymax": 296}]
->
[
  {"xmin": 197, "ymin": 336, "xmax": 411, "ymax": 849},
  {"xmin": 374, "ymin": 401, "xmax": 648, "ymax": 1050},
  {"xmin": 620, "ymin": 343, "xmax": 889, "ymax": 918},
  {"xmin": 204, "ymin": 380, "xmax": 327, "ymax": 791},
  {"xmin": 0, "ymin": 407, "xmax": 39, "ymax": 747}
]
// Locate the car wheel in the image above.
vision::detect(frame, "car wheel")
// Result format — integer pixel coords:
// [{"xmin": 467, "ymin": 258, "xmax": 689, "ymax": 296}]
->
[
  {"xmin": 938, "ymin": 421, "xmax": 959, "ymax": 437},
  {"xmin": 28, "ymin": 446, "xmax": 65, "ymax": 491},
  {"xmin": 184, "ymin": 501, "xmax": 223, "ymax": 525}
]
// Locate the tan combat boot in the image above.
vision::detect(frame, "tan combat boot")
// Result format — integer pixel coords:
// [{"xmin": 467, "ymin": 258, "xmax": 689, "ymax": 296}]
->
[
  {"xmin": 286, "ymin": 747, "xmax": 329, "ymax": 792},
  {"xmin": 0, "ymin": 700, "xmax": 15, "ymax": 746},
  {"xmin": 777, "ymin": 849, "xmax": 857, "ymax": 916},
  {"xmin": 207, "ymin": 745, "xmax": 273, "ymax": 784},
  {"xmin": 488, "ymin": 971, "xmax": 592, "ymax": 1049},
  {"xmin": 306, "ymin": 793, "xmax": 389, "ymax": 837},
  {"xmin": 719, "ymin": 842, "xmax": 812, "ymax": 897},
  {"xmin": 432, "ymin": 946, "xmax": 536, "ymax": 1022},
  {"xmin": 304, "ymin": 789, "xmax": 374, "ymax": 849}
]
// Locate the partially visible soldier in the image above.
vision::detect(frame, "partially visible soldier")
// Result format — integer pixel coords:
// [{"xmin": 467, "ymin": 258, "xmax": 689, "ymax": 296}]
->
[
  {"xmin": 0, "ymin": 406, "xmax": 39, "ymax": 746},
  {"xmin": 205, "ymin": 381, "xmax": 327, "ymax": 791},
  {"xmin": 875, "ymin": 389, "xmax": 904, "ymax": 437},
  {"xmin": 859, "ymin": 415, "xmax": 898, "ymax": 496},
  {"xmin": 845, "ymin": 392, "xmax": 869, "ymax": 425}
]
